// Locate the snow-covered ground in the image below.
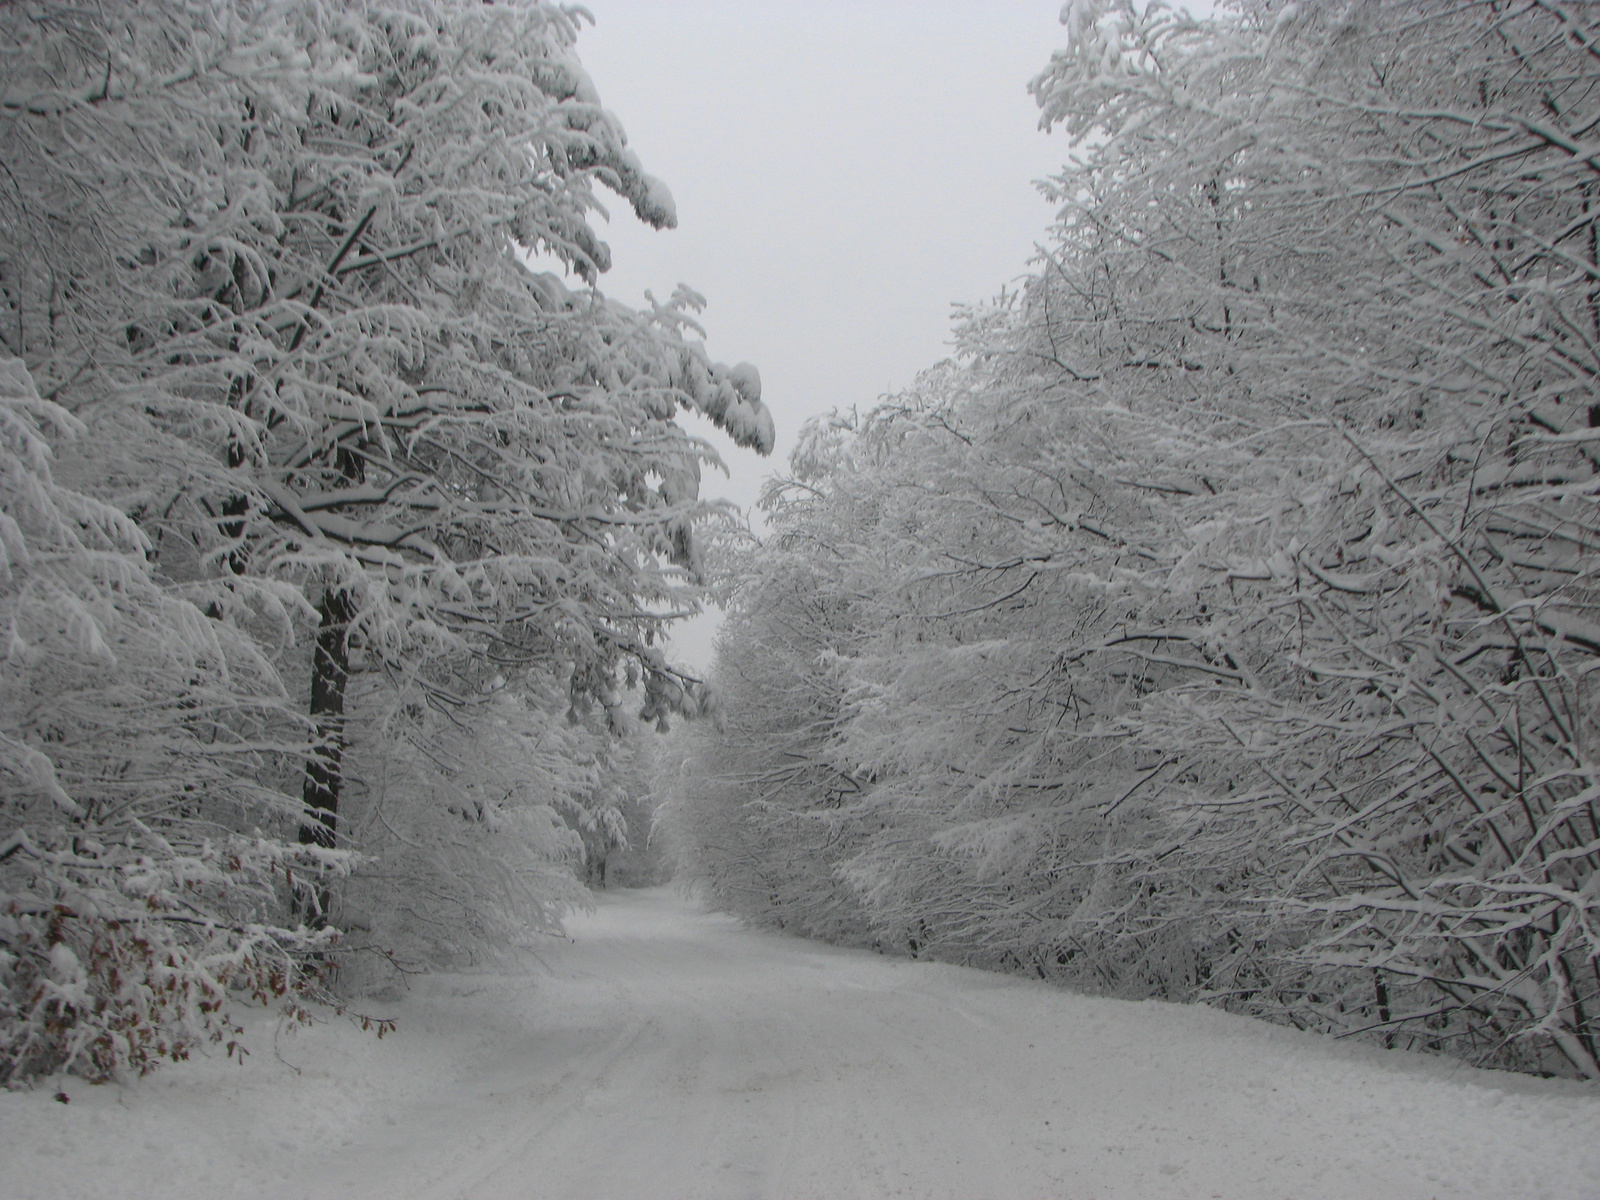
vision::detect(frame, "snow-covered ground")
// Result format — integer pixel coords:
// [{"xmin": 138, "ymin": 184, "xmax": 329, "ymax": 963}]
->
[{"xmin": 4, "ymin": 888, "xmax": 1598, "ymax": 1200}]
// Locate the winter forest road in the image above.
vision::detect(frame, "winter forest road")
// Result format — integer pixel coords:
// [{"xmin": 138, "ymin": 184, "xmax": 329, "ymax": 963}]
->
[
  {"xmin": 281, "ymin": 888, "xmax": 1595, "ymax": 1200},
  {"xmin": 8, "ymin": 888, "xmax": 1600, "ymax": 1200}
]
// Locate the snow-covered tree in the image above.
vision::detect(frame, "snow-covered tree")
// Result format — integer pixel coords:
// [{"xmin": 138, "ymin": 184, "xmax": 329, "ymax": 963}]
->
[
  {"xmin": 2, "ymin": 0, "xmax": 772, "ymax": 874},
  {"xmin": 1017, "ymin": 0, "xmax": 1600, "ymax": 1079},
  {"xmin": 664, "ymin": 419, "xmax": 888, "ymax": 944},
  {"xmin": 680, "ymin": 0, "xmax": 1600, "ymax": 1079},
  {"xmin": 2, "ymin": 0, "xmax": 772, "ymax": 1077},
  {"xmin": 0, "ymin": 357, "xmax": 345, "ymax": 1083}
]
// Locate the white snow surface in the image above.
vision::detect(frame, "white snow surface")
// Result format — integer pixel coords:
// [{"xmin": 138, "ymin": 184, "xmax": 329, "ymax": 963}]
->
[{"xmin": 4, "ymin": 887, "xmax": 1597, "ymax": 1200}]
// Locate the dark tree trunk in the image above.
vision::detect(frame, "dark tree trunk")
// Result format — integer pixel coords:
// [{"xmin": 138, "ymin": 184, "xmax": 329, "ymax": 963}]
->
[
  {"xmin": 221, "ymin": 439, "xmax": 250, "ymax": 577},
  {"xmin": 1374, "ymin": 969, "xmax": 1394, "ymax": 1049},
  {"xmin": 298, "ymin": 586, "xmax": 355, "ymax": 924}
]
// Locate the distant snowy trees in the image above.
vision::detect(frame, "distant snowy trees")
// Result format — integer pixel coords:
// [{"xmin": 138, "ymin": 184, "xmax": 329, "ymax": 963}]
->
[
  {"xmin": 672, "ymin": 0, "xmax": 1600, "ymax": 1080},
  {"xmin": 1, "ymin": 0, "xmax": 769, "ymax": 1082}
]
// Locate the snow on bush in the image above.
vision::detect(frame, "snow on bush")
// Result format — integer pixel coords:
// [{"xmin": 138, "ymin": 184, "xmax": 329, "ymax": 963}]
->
[{"xmin": 0, "ymin": 358, "xmax": 347, "ymax": 1084}]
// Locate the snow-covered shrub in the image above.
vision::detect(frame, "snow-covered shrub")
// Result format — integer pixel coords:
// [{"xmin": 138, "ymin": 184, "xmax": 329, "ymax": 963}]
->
[
  {"xmin": 0, "ymin": 359, "xmax": 346, "ymax": 1084},
  {"xmin": 331, "ymin": 662, "xmax": 592, "ymax": 986}
]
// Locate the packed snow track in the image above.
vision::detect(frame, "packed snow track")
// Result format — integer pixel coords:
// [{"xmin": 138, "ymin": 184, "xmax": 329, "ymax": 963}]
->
[{"xmin": 5, "ymin": 888, "xmax": 1598, "ymax": 1199}]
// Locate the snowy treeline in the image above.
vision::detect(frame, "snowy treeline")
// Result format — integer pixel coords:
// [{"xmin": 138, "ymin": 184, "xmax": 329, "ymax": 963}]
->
[
  {"xmin": 670, "ymin": 0, "xmax": 1600, "ymax": 1080},
  {"xmin": 0, "ymin": 0, "xmax": 768, "ymax": 1083}
]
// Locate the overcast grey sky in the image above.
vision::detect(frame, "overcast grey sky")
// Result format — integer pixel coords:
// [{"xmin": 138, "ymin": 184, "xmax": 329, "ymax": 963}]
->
[{"xmin": 572, "ymin": 1, "xmax": 1081, "ymax": 669}]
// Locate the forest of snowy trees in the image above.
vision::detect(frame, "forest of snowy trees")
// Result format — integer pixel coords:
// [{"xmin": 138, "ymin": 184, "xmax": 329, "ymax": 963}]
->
[
  {"xmin": 5, "ymin": 0, "xmax": 1600, "ymax": 1095},
  {"xmin": 668, "ymin": 0, "xmax": 1600, "ymax": 1082},
  {"xmin": 0, "ymin": 0, "xmax": 770, "ymax": 1083}
]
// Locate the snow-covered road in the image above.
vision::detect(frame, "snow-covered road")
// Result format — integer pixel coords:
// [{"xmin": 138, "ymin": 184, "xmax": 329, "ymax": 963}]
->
[{"xmin": 6, "ymin": 887, "xmax": 1599, "ymax": 1199}]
